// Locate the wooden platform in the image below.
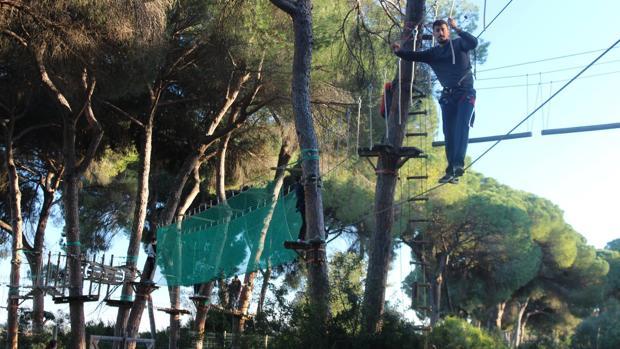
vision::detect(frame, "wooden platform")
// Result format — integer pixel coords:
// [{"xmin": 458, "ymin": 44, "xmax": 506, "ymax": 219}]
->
[
  {"xmin": 104, "ymin": 299, "xmax": 134, "ymax": 307},
  {"xmin": 157, "ymin": 307, "xmax": 191, "ymax": 315},
  {"xmin": 284, "ymin": 239, "xmax": 325, "ymax": 251},
  {"xmin": 53, "ymin": 295, "xmax": 99, "ymax": 304},
  {"xmin": 357, "ymin": 144, "xmax": 424, "ymax": 158}
]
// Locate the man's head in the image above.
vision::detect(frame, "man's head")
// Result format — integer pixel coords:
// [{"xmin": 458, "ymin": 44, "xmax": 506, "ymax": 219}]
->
[{"xmin": 432, "ymin": 20, "xmax": 450, "ymax": 43}]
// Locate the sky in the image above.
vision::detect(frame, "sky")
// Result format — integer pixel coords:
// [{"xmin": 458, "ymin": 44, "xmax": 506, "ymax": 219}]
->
[
  {"xmin": 1, "ymin": 0, "xmax": 619, "ymax": 335},
  {"xmin": 462, "ymin": 0, "xmax": 620, "ymax": 249}
]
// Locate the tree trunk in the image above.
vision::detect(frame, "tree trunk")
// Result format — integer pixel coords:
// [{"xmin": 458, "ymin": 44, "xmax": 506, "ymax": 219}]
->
[
  {"xmin": 361, "ymin": 0, "xmax": 426, "ymax": 334},
  {"xmin": 169, "ymin": 162, "xmax": 202, "ymax": 349},
  {"xmin": 430, "ymin": 253, "xmax": 449, "ymax": 325},
  {"xmin": 257, "ymin": 267, "xmax": 272, "ymax": 316},
  {"xmin": 126, "ymin": 144, "xmax": 211, "ymax": 345},
  {"xmin": 168, "ymin": 285, "xmax": 181, "ymax": 349},
  {"xmin": 5, "ymin": 116, "xmax": 24, "ymax": 349},
  {"xmin": 270, "ymin": 1, "xmax": 331, "ymax": 342},
  {"xmin": 114, "ymin": 87, "xmax": 161, "ymax": 340},
  {"xmin": 36, "ymin": 48, "xmax": 103, "ymax": 349},
  {"xmin": 234, "ymin": 136, "xmax": 294, "ymax": 335},
  {"xmin": 215, "ymin": 133, "xmax": 232, "ymax": 204},
  {"xmin": 512, "ymin": 298, "xmax": 529, "ymax": 348},
  {"xmin": 519, "ymin": 311, "xmax": 533, "ymax": 347},
  {"xmin": 496, "ymin": 301, "xmax": 506, "ymax": 330},
  {"xmin": 31, "ymin": 183, "xmax": 57, "ymax": 334},
  {"xmin": 192, "ymin": 135, "xmax": 234, "ymax": 349},
  {"xmin": 192, "ymin": 282, "xmax": 215, "ymax": 349}
]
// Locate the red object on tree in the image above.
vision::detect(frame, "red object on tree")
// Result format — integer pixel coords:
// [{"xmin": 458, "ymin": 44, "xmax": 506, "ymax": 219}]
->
[{"xmin": 379, "ymin": 82, "xmax": 393, "ymax": 118}]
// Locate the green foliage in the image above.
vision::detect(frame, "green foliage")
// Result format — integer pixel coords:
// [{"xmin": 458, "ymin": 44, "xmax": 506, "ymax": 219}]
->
[
  {"xmin": 520, "ymin": 336, "xmax": 571, "ymax": 349},
  {"xmin": 571, "ymin": 302, "xmax": 620, "ymax": 349},
  {"xmin": 606, "ymin": 239, "xmax": 620, "ymax": 252},
  {"xmin": 78, "ymin": 148, "xmax": 139, "ymax": 252},
  {"xmin": 329, "ymin": 252, "xmax": 365, "ymax": 335},
  {"xmin": 429, "ymin": 317, "xmax": 508, "ymax": 349}
]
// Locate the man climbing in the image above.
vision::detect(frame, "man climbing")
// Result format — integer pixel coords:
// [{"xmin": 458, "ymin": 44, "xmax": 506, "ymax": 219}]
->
[
  {"xmin": 228, "ymin": 275, "xmax": 242, "ymax": 309},
  {"xmin": 392, "ymin": 18, "xmax": 477, "ymax": 184},
  {"xmin": 295, "ymin": 180, "xmax": 306, "ymax": 241}
]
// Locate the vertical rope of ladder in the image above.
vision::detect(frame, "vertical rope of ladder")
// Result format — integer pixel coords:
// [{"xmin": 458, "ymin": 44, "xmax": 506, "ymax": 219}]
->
[
  {"xmin": 356, "ymin": 96, "xmax": 362, "ymax": 151},
  {"xmin": 368, "ymin": 85, "xmax": 373, "ymax": 148},
  {"xmin": 448, "ymin": 0, "xmax": 456, "ymax": 65},
  {"xmin": 398, "ymin": 59, "xmax": 402, "ymax": 124},
  {"xmin": 383, "ymin": 70, "xmax": 389, "ymax": 140}
]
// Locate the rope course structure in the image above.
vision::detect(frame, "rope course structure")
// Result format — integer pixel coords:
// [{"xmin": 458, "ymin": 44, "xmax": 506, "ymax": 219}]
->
[
  {"xmin": 344, "ymin": 1, "xmax": 620, "ymax": 293},
  {"xmin": 2, "ymin": 250, "xmax": 146, "ymax": 306}
]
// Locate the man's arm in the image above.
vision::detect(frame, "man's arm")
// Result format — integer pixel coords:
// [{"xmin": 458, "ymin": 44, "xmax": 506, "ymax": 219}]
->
[
  {"xmin": 448, "ymin": 18, "xmax": 478, "ymax": 50},
  {"xmin": 392, "ymin": 42, "xmax": 433, "ymax": 62}
]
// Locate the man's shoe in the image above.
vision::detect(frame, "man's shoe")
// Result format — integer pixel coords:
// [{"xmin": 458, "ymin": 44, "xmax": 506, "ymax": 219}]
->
[
  {"xmin": 438, "ymin": 173, "xmax": 455, "ymax": 184},
  {"xmin": 454, "ymin": 167, "xmax": 465, "ymax": 177},
  {"xmin": 449, "ymin": 177, "xmax": 459, "ymax": 184}
]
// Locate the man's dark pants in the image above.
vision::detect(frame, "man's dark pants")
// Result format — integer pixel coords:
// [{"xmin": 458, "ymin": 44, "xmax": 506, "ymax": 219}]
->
[{"xmin": 439, "ymin": 88, "xmax": 476, "ymax": 175}]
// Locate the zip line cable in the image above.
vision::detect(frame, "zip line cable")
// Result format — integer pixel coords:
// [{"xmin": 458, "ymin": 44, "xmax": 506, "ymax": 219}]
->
[
  {"xmin": 476, "ymin": 0, "xmax": 515, "ymax": 39},
  {"xmin": 477, "ymin": 58, "xmax": 620, "ymax": 81},
  {"xmin": 477, "ymin": 68, "xmax": 620, "ymax": 90},
  {"xmin": 478, "ymin": 46, "xmax": 620, "ymax": 73},
  {"xmin": 466, "ymin": 37, "xmax": 620, "ymax": 169}
]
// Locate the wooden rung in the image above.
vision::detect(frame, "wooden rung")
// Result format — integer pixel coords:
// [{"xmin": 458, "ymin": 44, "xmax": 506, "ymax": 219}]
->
[
  {"xmin": 410, "ymin": 261, "xmax": 429, "ymax": 266},
  {"xmin": 189, "ymin": 295, "xmax": 209, "ymax": 301},
  {"xmin": 410, "ymin": 239, "xmax": 431, "ymax": 244},
  {"xmin": 408, "ymin": 197, "xmax": 429, "ymax": 202},
  {"xmin": 415, "ymin": 306, "xmax": 432, "ymax": 311},
  {"xmin": 9, "ymin": 295, "xmax": 33, "ymax": 300},
  {"xmin": 406, "ymin": 132, "xmax": 428, "ymax": 137},
  {"xmin": 409, "ymin": 219, "xmax": 430, "ymax": 223},
  {"xmin": 407, "ymin": 175, "xmax": 428, "ymax": 180},
  {"xmin": 416, "ymin": 283, "xmax": 431, "ymax": 288},
  {"xmin": 412, "ymin": 325, "xmax": 431, "ymax": 331},
  {"xmin": 408, "ymin": 110, "xmax": 428, "ymax": 116}
]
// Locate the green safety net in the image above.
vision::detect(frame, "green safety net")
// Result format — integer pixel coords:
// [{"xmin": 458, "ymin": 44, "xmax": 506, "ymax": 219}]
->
[{"xmin": 157, "ymin": 183, "xmax": 301, "ymax": 286}]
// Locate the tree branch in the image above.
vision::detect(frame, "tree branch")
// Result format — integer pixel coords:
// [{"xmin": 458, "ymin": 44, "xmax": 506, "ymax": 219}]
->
[
  {"xmin": 14, "ymin": 123, "xmax": 58, "ymax": 143},
  {"xmin": 101, "ymin": 100, "xmax": 145, "ymax": 128},
  {"xmin": 75, "ymin": 71, "xmax": 103, "ymax": 175},
  {"xmin": 205, "ymin": 72, "xmax": 251, "ymax": 136},
  {"xmin": 34, "ymin": 45, "xmax": 72, "ymax": 114},
  {"xmin": 1, "ymin": 29, "xmax": 28, "ymax": 47},
  {"xmin": 0, "ymin": 218, "xmax": 34, "ymax": 252},
  {"xmin": 270, "ymin": 0, "xmax": 297, "ymax": 15}
]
